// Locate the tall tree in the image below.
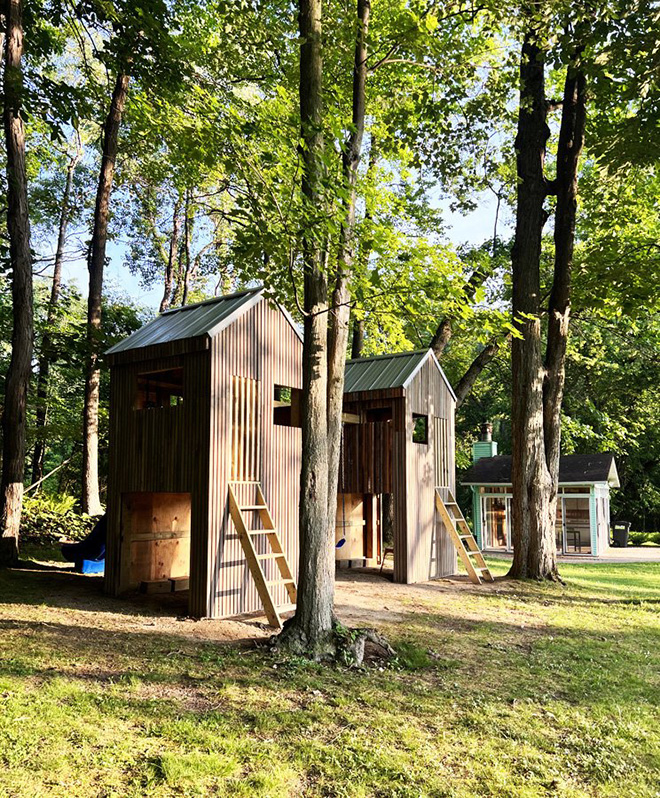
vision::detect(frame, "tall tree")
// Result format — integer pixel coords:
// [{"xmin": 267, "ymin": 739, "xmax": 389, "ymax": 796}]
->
[
  {"xmin": 32, "ymin": 136, "xmax": 83, "ymax": 485},
  {"xmin": 509, "ymin": 11, "xmax": 587, "ymax": 579},
  {"xmin": 0, "ymin": 0, "xmax": 34, "ymax": 565},
  {"xmin": 280, "ymin": 0, "xmax": 334, "ymax": 654},
  {"xmin": 81, "ymin": 71, "xmax": 130, "ymax": 515},
  {"xmin": 326, "ymin": 0, "xmax": 370, "ymax": 585}
]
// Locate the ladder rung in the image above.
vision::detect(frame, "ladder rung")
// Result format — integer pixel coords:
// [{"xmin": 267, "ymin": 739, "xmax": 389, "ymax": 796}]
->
[
  {"xmin": 240, "ymin": 504, "xmax": 267, "ymax": 510},
  {"xmin": 266, "ymin": 579, "xmax": 295, "ymax": 587},
  {"xmin": 248, "ymin": 529, "xmax": 276, "ymax": 535},
  {"xmin": 459, "ymin": 534, "xmax": 472, "ymax": 540},
  {"xmin": 256, "ymin": 552, "xmax": 285, "ymax": 560}
]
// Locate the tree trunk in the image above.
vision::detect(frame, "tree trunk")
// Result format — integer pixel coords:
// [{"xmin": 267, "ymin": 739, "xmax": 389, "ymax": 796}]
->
[
  {"xmin": 281, "ymin": 0, "xmax": 334, "ymax": 654},
  {"xmin": 453, "ymin": 335, "xmax": 510, "ymax": 408},
  {"xmin": 326, "ymin": 0, "xmax": 370, "ymax": 552},
  {"xmin": 508, "ymin": 30, "xmax": 556, "ymax": 580},
  {"xmin": 351, "ymin": 317, "xmax": 364, "ymax": 358},
  {"xmin": 348, "ymin": 137, "xmax": 377, "ymax": 361},
  {"xmin": 543, "ymin": 57, "xmax": 586, "ymax": 541},
  {"xmin": 159, "ymin": 197, "xmax": 182, "ymax": 313},
  {"xmin": 181, "ymin": 189, "xmax": 193, "ymax": 306},
  {"xmin": 0, "ymin": 0, "xmax": 33, "ymax": 566},
  {"xmin": 32, "ymin": 141, "xmax": 81, "ymax": 485},
  {"xmin": 81, "ymin": 71, "xmax": 129, "ymax": 516},
  {"xmin": 430, "ymin": 317, "xmax": 453, "ymax": 358},
  {"xmin": 430, "ymin": 263, "xmax": 493, "ymax": 360}
]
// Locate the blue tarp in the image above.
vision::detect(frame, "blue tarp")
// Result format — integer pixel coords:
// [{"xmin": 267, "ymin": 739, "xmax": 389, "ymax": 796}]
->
[{"xmin": 61, "ymin": 514, "xmax": 106, "ymax": 573}]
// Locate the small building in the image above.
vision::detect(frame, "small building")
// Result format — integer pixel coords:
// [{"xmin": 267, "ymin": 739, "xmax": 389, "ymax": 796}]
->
[
  {"xmin": 104, "ymin": 287, "xmax": 303, "ymax": 619},
  {"xmin": 104, "ymin": 288, "xmax": 459, "ymax": 622},
  {"xmin": 462, "ymin": 427, "xmax": 620, "ymax": 557},
  {"xmin": 338, "ymin": 350, "xmax": 458, "ymax": 583}
]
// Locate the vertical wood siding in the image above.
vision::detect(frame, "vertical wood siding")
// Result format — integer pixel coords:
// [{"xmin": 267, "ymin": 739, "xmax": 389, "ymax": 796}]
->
[
  {"xmin": 105, "ymin": 350, "xmax": 211, "ymax": 616},
  {"xmin": 208, "ymin": 301, "xmax": 302, "ymax": 619},
  {"xmin": 403, "ymin": 358, "xmax": 457, "ymax": 583}
]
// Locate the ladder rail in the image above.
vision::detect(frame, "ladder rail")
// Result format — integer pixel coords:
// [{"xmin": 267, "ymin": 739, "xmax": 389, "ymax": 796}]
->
[
  {"xmin": 227, "ymin": 482, "xmax": 298, "ymax": 628},
  {"xmin": 435, "ymin": 487, "xmax": 494, "ymax": 585}
]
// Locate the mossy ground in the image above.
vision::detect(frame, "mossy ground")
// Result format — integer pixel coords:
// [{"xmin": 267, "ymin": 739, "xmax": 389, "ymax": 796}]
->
[{"xmin": 0, "ymin": 549, "xmax": 658, "ymax": 797}]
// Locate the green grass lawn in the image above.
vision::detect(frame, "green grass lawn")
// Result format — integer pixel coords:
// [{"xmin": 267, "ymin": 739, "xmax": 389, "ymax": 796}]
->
[{"xmin": 0, "ymin": 553, "xmax": 658, "ymax": 797}]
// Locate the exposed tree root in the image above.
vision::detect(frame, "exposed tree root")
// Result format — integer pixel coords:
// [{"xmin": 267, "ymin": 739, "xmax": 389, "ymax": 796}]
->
[{"xmin": 270, "ymin": 619, "xmax": 395, "ymax": 667}]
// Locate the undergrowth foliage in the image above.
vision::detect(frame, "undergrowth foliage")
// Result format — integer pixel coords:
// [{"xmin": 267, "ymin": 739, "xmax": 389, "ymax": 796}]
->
[{"xmin": 20, "ymin": 495, "xmax": 98, "ymax": 544}]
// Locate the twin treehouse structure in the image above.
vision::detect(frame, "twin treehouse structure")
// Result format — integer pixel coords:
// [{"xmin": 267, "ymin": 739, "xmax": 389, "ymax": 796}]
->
[{"xmin": 105, "ymin": 288, "xmax": 462, "ymax": 622}]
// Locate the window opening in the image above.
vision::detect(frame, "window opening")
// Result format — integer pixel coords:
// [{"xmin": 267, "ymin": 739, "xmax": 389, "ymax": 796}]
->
[
  {"xmin": 412, "ymin": 414, "xmax": 428, "ymax": 444},
  {"xmin": 137, "ymin": 367, "xmax": 184, "ymax": 410},
  {"xmin": 274, "ymin": 385, "xmax": 302, "ymax": 427}
]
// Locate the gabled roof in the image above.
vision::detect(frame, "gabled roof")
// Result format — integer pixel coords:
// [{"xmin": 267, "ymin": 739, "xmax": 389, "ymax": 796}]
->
[
  {"xmin": 462, "ymin": 453, "xmax": 620, "ymax": 488},
  {"xmin": 107, "ymin": 287, "xmax": 303, "ymax": 355},
  {"xmin": 344, "ymin": 348, "xmax": 456, "ymax": 401}
]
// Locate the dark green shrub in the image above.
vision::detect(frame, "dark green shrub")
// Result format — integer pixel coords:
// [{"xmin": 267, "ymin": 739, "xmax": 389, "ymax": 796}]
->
[
  {"xmin": 20, "ymin": 494, "xmax": 99, "ymax": 544},
  {"xmin": 628, "ymin": 530, "xmax": 660, "ymax": 546}
]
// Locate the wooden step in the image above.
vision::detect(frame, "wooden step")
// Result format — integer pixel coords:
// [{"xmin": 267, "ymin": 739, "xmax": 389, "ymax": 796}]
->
[
  {"xmin": 434, "ymin": 487, "xmax": 493, "ymax": 586},
  {"xmin": 228, "ymin": 482, "xmax": 297, "ymax": 630}
]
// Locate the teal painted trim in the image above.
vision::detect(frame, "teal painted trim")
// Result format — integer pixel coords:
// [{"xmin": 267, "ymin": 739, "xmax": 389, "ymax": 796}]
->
[
  {"xmin": 589, "ymin": 486, "xmax": 598, "ymax": 555},
  {"xmin": 472, "ymin": 441, "xmax": 498, "ymax": 462},
  {"xmin": 472, "ymin": 487, "xmax": 482, "ymax": 547}
]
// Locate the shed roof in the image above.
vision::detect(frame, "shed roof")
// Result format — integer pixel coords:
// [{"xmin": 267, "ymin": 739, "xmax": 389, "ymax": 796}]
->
[
  {"xmin": 343, "ymin": 349, "xmax": 456, "ymax": 401},
  {"xmin": 107, "ymin": 287, "xmax": 302, "ymax": 355},
  {"xmin": 462, "ymin": 453, "xmax": 620, "ymax": 488}
]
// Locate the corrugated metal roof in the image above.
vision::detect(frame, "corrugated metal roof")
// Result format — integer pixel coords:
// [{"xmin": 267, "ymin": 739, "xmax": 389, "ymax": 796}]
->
[
  {"xmin": 344, "ymin": 350, "xmax": 430, "ymax": 393},
  {"xmin": 106, "ymin": 287, "xmax": 263, "ymax": 354}
]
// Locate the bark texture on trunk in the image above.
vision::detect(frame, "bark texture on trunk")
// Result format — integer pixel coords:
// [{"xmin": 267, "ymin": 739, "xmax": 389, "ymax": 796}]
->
[
  {"xmin": 326, "ymin": 0, "xmax": 370, "ymax": 554},
  {"xmin": 0, "ymin": 0, "xmax": 33, "ymax": 566},
  {"xmin": 347, "ymin": 137, "xmax": 377, "ymax": 362},
  {"xmin": 283, "ymin": 0, "xmax": 334, "ymax": 652},
  {"xmin": 509, "ymin": 31, "xmax": 555, "ymax": 580},
  {"xmin": 430, "ymin": 317, "xmax": 453, "ymax": 359},
  {"xmin": 32, "ymin": 143, "xmax": 81, "ymax": 485},
  {"xmin": 82, "ymin": 71, "xmax": 129, "ymax": 516},
  {"xmin": 543, "ymin": 58, "xmax": 586, "ymax": 532}
]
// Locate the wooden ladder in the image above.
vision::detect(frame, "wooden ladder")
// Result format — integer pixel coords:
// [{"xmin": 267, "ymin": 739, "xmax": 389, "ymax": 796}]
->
[
  {"xmin": 227, "ymin": 482, "xmax": 297, "ymax": 629},
  {"xmin": 434, "ymin": 487, "xmax": 494, "ymax": 585}
]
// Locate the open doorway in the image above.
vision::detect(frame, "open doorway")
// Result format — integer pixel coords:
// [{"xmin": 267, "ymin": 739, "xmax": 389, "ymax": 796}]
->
[{"xmin": 120, "ymin": 492, "xmax": 191, "ymax": 598}]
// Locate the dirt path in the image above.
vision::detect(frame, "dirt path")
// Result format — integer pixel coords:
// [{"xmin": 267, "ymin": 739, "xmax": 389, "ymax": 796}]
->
[{"xmin": 0, "ymin": 560, "xmax": 501, "ymax": 645}]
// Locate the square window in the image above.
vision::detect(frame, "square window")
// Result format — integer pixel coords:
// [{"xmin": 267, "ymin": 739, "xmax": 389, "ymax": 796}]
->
[
  {"xmin": 412, "ymin": 414, "xmax": 428, "ymax": 444},
  {"xmin": 137, "ymin": 367, "xmax": 183, "ymax": 410}
]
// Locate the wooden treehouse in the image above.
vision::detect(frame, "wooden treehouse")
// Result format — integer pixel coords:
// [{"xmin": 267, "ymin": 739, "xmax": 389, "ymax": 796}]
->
[
  {"xmin": 104, "ymin": 288, "xmax": 302, "ymax": 622},
  {"xmin": 339, "ymin": 350, "xmax": 467, "ymax": 583},
  {"xmin": 104, "ymin": 287, "xmax": 485, "ymax": 624}
]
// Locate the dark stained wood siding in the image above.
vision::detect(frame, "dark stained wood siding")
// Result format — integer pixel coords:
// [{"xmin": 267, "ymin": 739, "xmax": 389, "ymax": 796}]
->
[
  {"xmin": 340, "ymin": 421, "xmax": 393, "ymax": 494},
  {"xmin": 105, "ymin": 350, "xmax": 212, "ymax": 615}
]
